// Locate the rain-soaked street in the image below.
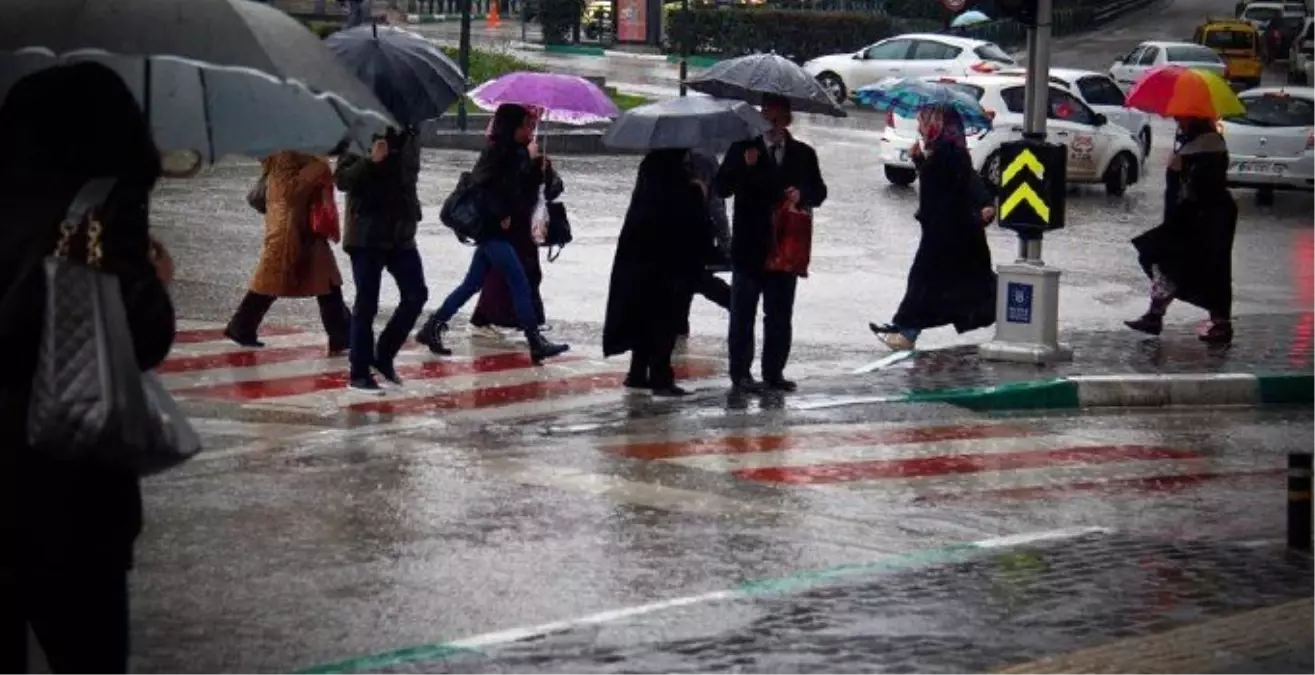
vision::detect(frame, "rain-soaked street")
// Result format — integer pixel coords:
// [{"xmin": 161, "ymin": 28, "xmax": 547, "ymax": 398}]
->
[{"xmin": 82, "ymin": 0, "xmax": 1315, "ymax": 671}]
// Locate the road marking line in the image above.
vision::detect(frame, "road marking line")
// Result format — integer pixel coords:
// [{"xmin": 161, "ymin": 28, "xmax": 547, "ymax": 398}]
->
[
  {"xmin": 851, "ymin": 350, "xmax": 914, "ymax": 374},
  {"xmin": 296, "ymin": 526, "xmax": 1112, "ymax": 674}
]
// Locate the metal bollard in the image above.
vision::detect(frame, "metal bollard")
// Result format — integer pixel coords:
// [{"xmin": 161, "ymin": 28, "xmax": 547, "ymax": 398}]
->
[{"xmin": 1288, "ymin": 452, "xmax": 1312, "ymax": 550}]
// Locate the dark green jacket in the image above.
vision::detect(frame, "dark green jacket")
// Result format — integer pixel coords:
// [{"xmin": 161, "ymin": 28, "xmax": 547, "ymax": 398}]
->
[{"xmin": 335, "ymin": 130, "xmax": 422, "ymax": 251}]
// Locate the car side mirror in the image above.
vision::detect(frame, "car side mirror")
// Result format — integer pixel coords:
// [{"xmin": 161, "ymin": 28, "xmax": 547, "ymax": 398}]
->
[
  {"xmin": 1093, "ymin": 113, "xmax": 1109, "ymax": 126},
  {"xmin": 854, "ymin": 52, "xmax": 865, "ymax": 60}
]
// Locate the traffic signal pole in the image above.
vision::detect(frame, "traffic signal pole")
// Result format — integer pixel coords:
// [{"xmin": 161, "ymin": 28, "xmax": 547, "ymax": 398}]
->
[{"xmin": 980, "ymin": 0, "xmax": 1074, "ymax": 364}]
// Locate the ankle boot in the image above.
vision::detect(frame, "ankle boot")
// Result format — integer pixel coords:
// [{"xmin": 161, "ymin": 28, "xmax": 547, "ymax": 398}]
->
[
  {"xmin": 416, "ymin": 317, "xmax": 452, "ymax": 356},
  {"xmin": 1200, "ymin": 320, "xmax": 1234, "ymax": 345},
  {"xmin": 1124, "ymin": 313, "xmax": 1164, "ymax": 336},
  {"xmin": 526, "ymin": 328, "xmax": 569, "ymax": 364}
]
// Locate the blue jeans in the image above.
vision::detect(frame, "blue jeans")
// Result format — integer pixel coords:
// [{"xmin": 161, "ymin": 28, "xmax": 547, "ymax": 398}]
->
[
  {"xmin": 348, "ymin": 247, "xmax": 428, "ymax": 378},
  {"xmin": 431, "ymin": 240, "xmax": 537, "ymax": 330},
  {"xmin": 728, "ymin": 269, "xmax": 797, "ymax": 383}
]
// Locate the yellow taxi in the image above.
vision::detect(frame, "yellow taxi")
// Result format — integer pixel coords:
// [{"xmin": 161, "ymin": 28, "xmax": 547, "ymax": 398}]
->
[{"xmin": 1193, "ymin": 18, "xmax": 1266, "ymax": 88}]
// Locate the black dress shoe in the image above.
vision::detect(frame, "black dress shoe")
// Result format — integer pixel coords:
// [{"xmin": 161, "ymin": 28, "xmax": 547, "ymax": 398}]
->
[
  {"xmin": 347, "ymin": 375, "xmax": 382, "ymax": 393},
  {"xmin": 764, "ymin": 378, "xmax": 798, "ymax": 392},
  {"xmin": 623, "ymin": 375, "xmax": 650, "ymax": 389},
  {"xmin": 652, "ymin": 384, "xmax": 691, "ymax": 397},
  {"xmin": 730, "ymin": 377, "xmax": 763, "ymax": 394}
]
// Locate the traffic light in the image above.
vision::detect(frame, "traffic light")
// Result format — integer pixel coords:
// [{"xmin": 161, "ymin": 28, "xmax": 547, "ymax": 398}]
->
[{"xmin": 995, "ymin": 0, "xmax": 1038, "ymax": 25}]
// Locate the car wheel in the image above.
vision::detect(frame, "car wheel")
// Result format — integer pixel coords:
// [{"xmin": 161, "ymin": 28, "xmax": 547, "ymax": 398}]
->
[
  {"xmin": 1138, "ymin": 128, "xmax": 1152, "ymax": 158},
  {"xmin": 1104, "ymin": 152, "xmax": 1133, "ymax": 197},
  {"xmin": 1257, "ymin": 187, "xmax": 1276, "ymax": 205},
  {"xmin": 884, "ymin": 165, "xmax": 918, "ymax": 186},
  {"xmin": 981, "ymin": 152, "xmax": 1003, "ymax": 190},
  {"xmin": 816, "ymin": 72, "xmax": 847, "ymax": 105}
]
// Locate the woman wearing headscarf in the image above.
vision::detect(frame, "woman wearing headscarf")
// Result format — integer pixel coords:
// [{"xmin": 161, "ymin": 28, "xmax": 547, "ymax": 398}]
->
[
  {"xmin": 869, "ymin": 105, "xmax": 996, "ymax": 350},
  {"xmin": 225, "ymin": 151, "xmax": 351, "ymax": 352},
  {"xmin": 0, "ymin": 62, "xmax": 176, "ymax": 673},
  {"xmin": 415, "ymin": 103, "xmax": 569, "ymax": 363},
  {"xmin": 467, "ymin": 107, "xmax": 563, "ymax": 337},
  {"xmin": 603, "ymin": 149, "xmax": 713, "ymax": 396},
  {"xmin": 1126, "ymin": 116, "xmax": 1237, "ymax": 344}
]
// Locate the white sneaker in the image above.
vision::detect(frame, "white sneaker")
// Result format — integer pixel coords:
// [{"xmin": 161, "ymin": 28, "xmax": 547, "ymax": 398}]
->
[{"xmin": 468, "ymin": 324, "xmax": 505, "ymax": 340}]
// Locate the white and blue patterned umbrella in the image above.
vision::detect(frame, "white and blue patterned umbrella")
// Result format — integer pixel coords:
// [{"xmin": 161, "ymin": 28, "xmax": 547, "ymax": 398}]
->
[
  {"xmin": 854, "ymin": 78, "xmax": 993, "ymax": 131},
  {"xmin": 951, "ymin": 10, "xmax": 991, "ymax": 27}
]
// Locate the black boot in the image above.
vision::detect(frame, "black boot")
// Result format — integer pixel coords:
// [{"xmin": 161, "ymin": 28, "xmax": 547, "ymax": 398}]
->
[
  {"xmin": 526, "ymin": 328, "xmax": 569, "ymax": 364},
  {"xmin": 416, "ymin": 316, "xmax": 452, "ymax": 356},
  {"xmin": 1200, "ymin": 320, "xmax": 1234, "ymax": 345},
  {"xmin": 1124, "ymin": 313, "xmax": 1164, "ymax": 336}
]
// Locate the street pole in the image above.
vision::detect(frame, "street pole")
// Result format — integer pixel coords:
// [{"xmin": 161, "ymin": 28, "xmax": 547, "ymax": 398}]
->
[
  {"xmin": 678, "ymin": 0, "xmax": 689, "ymax": 96},
  {"xmin": 979, "ymin": 0, "xmax": 1073, "ymax": 365},
  {"xmin": 457, "ymin": 0, "xmax": 473, "ymax": 131}
]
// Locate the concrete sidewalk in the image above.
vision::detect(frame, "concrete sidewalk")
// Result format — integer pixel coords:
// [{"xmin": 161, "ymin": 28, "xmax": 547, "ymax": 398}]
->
[{"xmin": 799, "ymin": 312, "xmax": 1315, "ymax": 411}]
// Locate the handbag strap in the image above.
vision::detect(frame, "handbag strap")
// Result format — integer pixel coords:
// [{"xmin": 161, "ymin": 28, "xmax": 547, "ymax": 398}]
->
[
  {"xmin": 0, "ymin": 177, "xmax": 117, "ymax": 319},
  {"xmin": 55, "ymin": 178, "xmax": 118, "ymax": 268}
]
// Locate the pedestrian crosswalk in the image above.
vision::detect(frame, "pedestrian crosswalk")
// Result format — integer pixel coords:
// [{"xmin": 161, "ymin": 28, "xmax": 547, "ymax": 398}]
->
[
  {"xmin": 601, "ymin": 422, "xmax": 1283, "ymax": 502},
  {"xmin": 165, "ymin": 321, "xmax": 721, "ymax": 421}
]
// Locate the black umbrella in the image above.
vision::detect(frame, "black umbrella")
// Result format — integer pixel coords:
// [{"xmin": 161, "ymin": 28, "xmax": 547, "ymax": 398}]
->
[
  {"xmin": 0, "ymin": 0, "xmax": 390, "ymax": 128},
  {"xmin": 686, "ymin": 53, "xmax": 847, "ymax": 118},
  {"xmin": 603, "ymin": 97, "xmax": 770, "ymax": 152},
  {"xmin": 324, "ymin": 24, "xmax": 467, "ymax": 127}
]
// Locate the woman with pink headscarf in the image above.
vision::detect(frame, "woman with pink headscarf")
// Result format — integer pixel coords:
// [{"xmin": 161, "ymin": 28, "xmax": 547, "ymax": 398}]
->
[{"xmin": 869, "ymin": 104, "xmax": 997, "ymax": 350}]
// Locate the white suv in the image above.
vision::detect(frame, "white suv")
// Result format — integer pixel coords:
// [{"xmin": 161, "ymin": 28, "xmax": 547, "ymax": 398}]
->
[
  {"xmin": 802, "ymin": 34, "xmax": 1017, "ymax": 104},
  {"xmin": 878, "ymin": 75, "xmax": 1145, "ymax": 196}
]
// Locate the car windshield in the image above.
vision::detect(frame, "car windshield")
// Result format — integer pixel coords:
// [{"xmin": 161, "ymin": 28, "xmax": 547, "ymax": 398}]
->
[
  {"xmin": 1246, "ymin": 6, "xmax": 1284, "ymax": 22},
  {"xmin": 1225, "ymin": 93, "xmax": 1315, "ymax": 126},
  {"xmin": 1204, "ymin": 29, "xmax": 1256, "ymax": 50},
  {"xmin": 974, "ymin": 43, "xmax": 1016, "ymax": 64},
  {"xmin": 1166, "ymin": 45, "xmax": 1224, "ymax": 62}
]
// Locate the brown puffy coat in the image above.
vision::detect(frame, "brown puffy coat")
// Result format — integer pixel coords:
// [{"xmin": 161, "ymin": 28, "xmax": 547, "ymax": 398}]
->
[{"xmin": 249, "ymin": 151, "xmax": 343, "ymax": 297}]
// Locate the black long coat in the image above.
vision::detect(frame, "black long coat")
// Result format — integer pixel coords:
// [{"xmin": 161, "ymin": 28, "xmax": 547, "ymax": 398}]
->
[
  {"xmin": 891, "ymin": 138, "xmax": 997, "ymax": 333},
  {"xmin": 1132, "ymin": 132, "xmax": 1237, "ymax": 315},
  {"xmin": 603, "ymin": 150, "xmax": 711, "ymax": 357}
]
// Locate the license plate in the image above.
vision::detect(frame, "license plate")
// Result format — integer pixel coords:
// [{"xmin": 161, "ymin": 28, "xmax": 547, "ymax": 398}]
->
[{"xmin": 1232, "ymin": 160, "xmax": 1286, "ymax": 175}]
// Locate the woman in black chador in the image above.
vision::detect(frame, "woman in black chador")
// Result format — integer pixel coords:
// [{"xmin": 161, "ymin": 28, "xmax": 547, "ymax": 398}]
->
[
  {"xmin": 1125, "ymin": 116, "xmax": 1237, "ymax": 345},
  {"xmin": 603, "ymin": 149, "xmax": 713, "ymax": 397},
  {"xmin": 870, "ymin": 104, "xmax": 996, "ymax": 350}
]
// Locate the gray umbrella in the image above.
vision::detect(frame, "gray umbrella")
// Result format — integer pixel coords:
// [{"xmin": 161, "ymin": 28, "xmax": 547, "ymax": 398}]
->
[
  {"xmin": 686, "ymin": 53, "xmax": 846, "ymax": 118},
  {"xmin": 602, "ymin": 97, "xmax": 771, "ymax": 152},
  {"xmin": 0, "ymin": 0, "xmax": 394, "ymax": 160}
]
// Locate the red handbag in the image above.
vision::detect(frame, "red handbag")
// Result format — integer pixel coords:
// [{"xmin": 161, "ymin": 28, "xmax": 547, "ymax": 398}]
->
[
  {"xmin": 764, "ymin": 202, "xmax": 813, "ymax": 277},
  {"xmin": 309, "ymin": 179, "xmax": 340, "ymax": 243}
]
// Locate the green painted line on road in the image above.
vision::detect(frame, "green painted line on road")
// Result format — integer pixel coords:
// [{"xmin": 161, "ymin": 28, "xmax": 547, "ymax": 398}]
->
[
  {"xmin": 1256, "ymin": 372, "xmax": 1315, "ymax": 405},
  {"xmin": 899, "ymin": 377, "xmax": 1079, "ymax": 411},
  {"xmin": 295, "ymin": 541, "xmax": 999, "ymax": 673},
  {"xmin": 544, "ymin": 43, "xmax": 607, "ymax": 57}
]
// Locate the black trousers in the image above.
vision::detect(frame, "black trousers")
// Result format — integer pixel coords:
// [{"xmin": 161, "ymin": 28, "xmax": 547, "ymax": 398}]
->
[
  {"xmin": 227, "ymin": 287, "xmax": 351, "ymax": 350},
  {"xmin": 728, "ymin": 270, "xmax": 798, "ymax": 382},
  {"xmin": 628, "ymin": 330, "xmax": 678, "ymax": 388},
  {"xmin": 676, "ymin": 271, "xmax": 732, "ymax": 335},
  {"xmin": 1, "ymin": 568, "xmax": 130, "ymax": 673}
]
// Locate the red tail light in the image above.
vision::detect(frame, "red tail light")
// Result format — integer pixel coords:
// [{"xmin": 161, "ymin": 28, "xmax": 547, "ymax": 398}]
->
[
  {"xmin": 1306, "ymin": 130, "xmax": 1313, "ymax": 151},
  {"xmin": 886, "ymin": 109, "xmax": 895, "ymax": 127},
  {"xmin": 969, "ymin": 61, "xmax": 998, "ymax": 73}
]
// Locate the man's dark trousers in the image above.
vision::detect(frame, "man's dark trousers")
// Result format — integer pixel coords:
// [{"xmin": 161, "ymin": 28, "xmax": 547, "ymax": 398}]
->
[
  {"xmin": 348, "ymin": 248, "xmax": 428, "ymax": 379},
  {"xmin": 728, "ymin": 269, "xmax": 797, "ymax": 383}
]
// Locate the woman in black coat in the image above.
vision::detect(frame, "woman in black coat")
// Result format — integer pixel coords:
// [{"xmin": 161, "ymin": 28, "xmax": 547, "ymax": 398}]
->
[
  {"xmin": 603, "ymin": 149, "xmax": 712, "ymax": 397},
  {"xmin": 870, "ymin": 105, "xmax": 997, "ymax": 350},
  {"xmin": 0, "ymin": 63, "xmax": 176, "ymax": 673},
  {"xmin": 416, "ymin": 103, "xmax": 569, "ymax": 363},
  {"xmin": 1126, "ymin": 117, "xmax": 1237, "ymax": 345}
]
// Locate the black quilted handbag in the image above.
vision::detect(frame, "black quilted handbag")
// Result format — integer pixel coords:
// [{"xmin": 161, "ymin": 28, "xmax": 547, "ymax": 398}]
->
[{"xmin": 26, "ymin": 178, "xmax": 201, "ymax": 476}]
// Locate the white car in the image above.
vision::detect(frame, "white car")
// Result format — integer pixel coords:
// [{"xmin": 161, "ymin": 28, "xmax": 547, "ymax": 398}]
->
[
  {"xmin": 1109, "ymin": 41, "xmax": 1229, "ymax": 91},
  {"xmin": 1239, "ymin": 1, "xmax": 1306, "ymax": 30},
  {"xmin": 801, "ymin": 34, "xmax": 1017, "ymax": 104},
  {"xmin": 878, "ymin": 75, "xmax": 1144, "ymax": 196},
  {"xmin": 996, "ymin": 67, "xmax": 1153, "ymax": 156},
  {"xmin": 1219, "ymin": 86, "xmax": 1315, "ymax": 203},
  {"xmin": 1288, "ymin": 17, "xmax": 1313, "ymax": 83}
]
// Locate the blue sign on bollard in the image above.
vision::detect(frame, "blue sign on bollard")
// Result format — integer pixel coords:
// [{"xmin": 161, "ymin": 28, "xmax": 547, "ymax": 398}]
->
[{"xmin": 1006, "ymin": 282, "xmax": 1033, "ymax": 324}]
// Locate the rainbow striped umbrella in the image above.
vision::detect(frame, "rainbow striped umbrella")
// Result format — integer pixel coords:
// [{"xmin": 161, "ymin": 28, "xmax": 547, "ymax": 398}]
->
[{"xmin": 1126, "ymin": 65, "xmax": 1244, "ymax": 119}]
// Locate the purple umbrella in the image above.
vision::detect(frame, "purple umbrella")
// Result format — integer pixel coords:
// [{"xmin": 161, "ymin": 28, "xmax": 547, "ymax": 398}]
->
[{"xmin": 468, "ymin": 71, "xmax": 619, "ymax": 125}]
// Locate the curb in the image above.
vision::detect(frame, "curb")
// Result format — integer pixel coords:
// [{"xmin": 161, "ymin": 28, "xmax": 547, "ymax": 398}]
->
[
  {"xmin": 898, "ymin": 373, "xmax": 1315, "ymax": 411},
  {"xmin": 408, "ymin": 12, "xmax": 489, "ymax": 22}
]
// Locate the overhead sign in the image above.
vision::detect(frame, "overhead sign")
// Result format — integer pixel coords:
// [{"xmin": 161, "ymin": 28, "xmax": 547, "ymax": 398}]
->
[{"xmin": 997, "ymin": 140, "xmax": 1066, "ymax": 234}]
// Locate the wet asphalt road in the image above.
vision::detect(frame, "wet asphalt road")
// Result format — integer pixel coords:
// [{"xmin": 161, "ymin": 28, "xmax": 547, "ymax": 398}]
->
[{"xmin": 109, "ymin": 0, "xmax": 1315, "ymax": 672}]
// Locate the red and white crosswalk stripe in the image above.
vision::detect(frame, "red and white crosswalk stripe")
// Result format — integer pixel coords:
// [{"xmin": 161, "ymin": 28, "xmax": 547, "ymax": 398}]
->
[
  {"xmin": 602, "ymin": 422, "xmax": 1283, "ymax": 501},
  {"xmin": 164, "ymin": 322, "xmax": 721, "ymax": 421}
]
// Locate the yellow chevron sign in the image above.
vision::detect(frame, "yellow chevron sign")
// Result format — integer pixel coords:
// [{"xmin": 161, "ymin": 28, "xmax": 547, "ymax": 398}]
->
[
  {"xmin": 1001, "ymin": 148, "xmax": 1045, "ymax": 187},
  {"xmin": 1000, "ymin": 182, "xmax": 1050, "ymax": 223}
]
